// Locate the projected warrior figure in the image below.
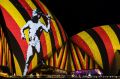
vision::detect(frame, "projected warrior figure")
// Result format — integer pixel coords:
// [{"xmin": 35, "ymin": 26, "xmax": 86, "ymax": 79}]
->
[{"xmin": 20, "ymin": 9, "xmax": 51, "ymax": 76}]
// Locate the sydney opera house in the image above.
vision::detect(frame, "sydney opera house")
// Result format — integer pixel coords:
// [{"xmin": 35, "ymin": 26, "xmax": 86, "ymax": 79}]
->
[{"xmin": 0, "ymin": 0, "xmax": 120, "ymax": 78}]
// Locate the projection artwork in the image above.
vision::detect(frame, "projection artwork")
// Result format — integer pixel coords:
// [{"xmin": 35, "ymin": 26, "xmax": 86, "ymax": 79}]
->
[{"xmin": 0, "ymin": 0, "xmax": 120, "ymax": 76}]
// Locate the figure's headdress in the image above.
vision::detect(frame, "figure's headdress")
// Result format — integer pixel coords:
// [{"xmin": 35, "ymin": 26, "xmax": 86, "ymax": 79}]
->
[{"xmin": 32, "ymin": 8, "xmax": 42, "ymax": 17}]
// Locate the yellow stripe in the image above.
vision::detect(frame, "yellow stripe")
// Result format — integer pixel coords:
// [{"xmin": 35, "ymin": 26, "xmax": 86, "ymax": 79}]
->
[
  {"xmin": 46, "ymin": 59, "xmax": 48, "ymax": 65},
  {"xmin": 31, "ymin": 53, "xmax": 37, "ymax": 69},
  {"xmin": 40, "ymin": 1, "xmax": 63, "ymax": 48},
  {"xmin": 13, "ymin": 54, "xmax": 22, "ymax": 76},
  {"xmin": 78, "ymin": 31, "xmax": 103, "ymax": 68},
  {"xmin": 0, "ymin": 1, "xmax": 30, "ymax": 42},
  {"xmin": 39, "ymin": 17, "xmax": 46, "ymax": 25},
  {"xmin": 89, "ymin": 58, "xmax": 93, "ymax": 69},
  {"xmin": 70, "ymin": 54, "xmax": 75, "ymax": 71},
  {"xmin": 0, "ymin": 1, "xmax": 26, "ymax": 28},
  {"xmin": 25, "ymin": 0, "xmax": 36, "ymax": 10},
  {"xmin": 60, "ymin": 44, "xmax": 67, "ymax": 69},
  {"xmin": 2, "ymin": 36, "xmax": 5, "ymax": 66},
  {"xmin": 2, "ymin": 48, "xmax": 5, "ymax": 66},
  {"xmin": 56, "ymin": 46, "xmax": 64, "ymax": 67},
  {"xmin": 71, "ymin": 44, "xmax": 81, "ymax": 70},
  {"xmin": 101, "ymin": 25, "xmax": 120, "ymax": 52}
]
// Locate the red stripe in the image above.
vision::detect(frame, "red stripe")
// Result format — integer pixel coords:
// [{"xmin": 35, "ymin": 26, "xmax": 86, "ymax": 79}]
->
[
  {"xmin": 93, "ymin": 27, "xmax": 114, "ymax": 67},
  {"xmin": 18, "ymin": 0, "xmax": 33, "ymax": 17},
  {"xmin": 40, "ymin": 32, "xmax": 47, "ymax": 59},
  {"xmin": 71, "ymin": 35, "xmax": 94, "ymax": 60},
  {"xmin": 1, "ymin": 7, "xmax": 28, "ymax": 60},
  {"xmin": 75, "ymin": 46, "xmax": 85, "ymax": 69},
  {"xmin": 28, "ymin": 62, "xmax": 32, "ymax": 73},
  {"xmin": 56, "ymin": 19, "xmax": 67, "ymax": 42}
]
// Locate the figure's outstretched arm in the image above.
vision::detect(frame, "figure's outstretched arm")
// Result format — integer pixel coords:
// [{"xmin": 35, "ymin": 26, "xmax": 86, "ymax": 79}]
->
[
  {"xmin": 21, "ymin": 21, "xmax": 30, "ymax": 39},
  {"xmin": 40, "ymin": 16, "xmax": 51, "ymax": 32}
]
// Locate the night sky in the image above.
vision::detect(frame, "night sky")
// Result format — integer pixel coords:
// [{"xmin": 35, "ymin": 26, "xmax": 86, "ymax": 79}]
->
[{"xmin": 41, "ymin": 0, "xmax": 120, "ymax": 37}]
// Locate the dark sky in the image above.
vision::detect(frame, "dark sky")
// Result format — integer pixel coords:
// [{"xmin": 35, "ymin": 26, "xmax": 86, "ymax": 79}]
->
[{"xmin": 41, "ymin": 0, "xmax": 120, "ymax": 37}]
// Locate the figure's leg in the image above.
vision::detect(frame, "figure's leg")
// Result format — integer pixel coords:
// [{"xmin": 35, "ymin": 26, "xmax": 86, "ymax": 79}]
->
[
  {"xmin": 23, "ymin": 45, "xmax": 33, "ymax": 76},
  {"xmin": 35, "ymin": 41, "xmax": 45, "ymax": 65},
  {"xmin": 26, "ymin": 45, "xmax": 33, "ymax": 63},
  {"xmin": 35, "ymin": 41, "xmax": 40, "ymax": 53}
]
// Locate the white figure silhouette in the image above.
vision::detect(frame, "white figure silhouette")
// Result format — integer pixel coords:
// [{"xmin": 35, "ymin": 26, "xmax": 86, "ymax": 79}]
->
[{"xmin": 21, "ymin": 9, "xmax": 51, "ymax": 76}]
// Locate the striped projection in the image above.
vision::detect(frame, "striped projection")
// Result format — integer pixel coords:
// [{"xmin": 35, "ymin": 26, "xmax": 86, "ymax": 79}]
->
[
  {"xmin": 0, "ymin": 0, "xmax": 120, "ymax": 76},
  {"xmin": 0, "ymin": 26, "xmax": 13, "ymax": 74},
  {"xmin": 0, "ymin": 0, "xmax": 67, "ymax": 76},
  {"xmin": 69, "ymin": 42, "xmax": 101, "ymax": 72},
  {"xmin": 71, "ymin": 24, "xmax": 120, "ymax": 74},
  {"xmin": 46, "ymin": 43, "xmax": 69, "ymax": 71}
]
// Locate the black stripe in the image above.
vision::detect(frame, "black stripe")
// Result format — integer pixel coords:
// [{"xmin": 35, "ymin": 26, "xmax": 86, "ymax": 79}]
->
[
  {"xmin": 37, "ymin": 40, "xmax": 45, "ymax": 64},
  {"xmin": 87, "ymin": 54, "xmax": 90, "ymax": 69},
  {"xmin": 86, "ymin": 29, "xmax": 109, "ymax": 75},
  {"xmin": 49, "ymin": 30, "xmax": 56, "ymax": 56},
  {"xmin": 5, "ymin": 28, "xmax": 25, "ymax": 73},
  {"xmin": 92, "ymin": 59, "xmax": 95, "ymax": 69},
  {"xmin": 0, "ymin": 9, "xmax": 25, "ymax": 73},
  {"xmin": 110, "ymin": 24, "xmax": 120, "ymax": 43},
  {"xmin": 9, "ymin": 0, "xmax": 31, "ymax": 21}
]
